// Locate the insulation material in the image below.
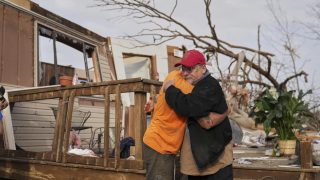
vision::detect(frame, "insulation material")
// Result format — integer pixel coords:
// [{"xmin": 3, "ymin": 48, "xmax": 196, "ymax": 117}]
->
[
  {"xmin": 123, "ymin": 56, "xmax": 151, "ymax": 79},
  {"xmin": 123, "ymin": 56, "xmax": 151, "ymax": 105}
]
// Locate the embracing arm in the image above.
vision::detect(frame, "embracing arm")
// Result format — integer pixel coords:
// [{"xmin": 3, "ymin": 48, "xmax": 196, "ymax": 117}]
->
[
  {"xmin": 164, "ymin": 81, "xmax": 226, "ymax": 118},
  {"xmin": 197, "ymin": 110, "xmax": 229, "ymax": 129}
]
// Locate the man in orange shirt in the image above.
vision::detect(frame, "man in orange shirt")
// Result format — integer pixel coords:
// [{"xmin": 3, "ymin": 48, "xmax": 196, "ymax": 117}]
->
[
  {"xmin": 164, "ymin": 50, "xmax": 233, "ymax": 179},
  {"xmin": 143, "ymin": 54, "xmax": 228, "ymax": 180}
]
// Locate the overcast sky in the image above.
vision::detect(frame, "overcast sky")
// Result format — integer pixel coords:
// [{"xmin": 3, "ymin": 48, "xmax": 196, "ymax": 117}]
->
[{"xmin": 31, "ymin": 0, "xmax": 320, "ymax": 93}]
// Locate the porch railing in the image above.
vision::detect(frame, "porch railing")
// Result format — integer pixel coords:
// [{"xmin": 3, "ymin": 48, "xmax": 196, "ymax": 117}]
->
[{"xmin": 5, "ymin": 78, "xmax": 161, "ymax": 172}]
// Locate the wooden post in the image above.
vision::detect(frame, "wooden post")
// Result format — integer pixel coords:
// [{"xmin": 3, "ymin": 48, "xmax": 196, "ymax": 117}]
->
[
  {"xmin": 62, "ymin": 90, "xmax": 76, "ymax": 163},
  {"xmin": 134, "ymin": 92, "xmax": 146, "ymax": 163},
  {"xmin": 52, "ymin": 98, "xmax": 62, "ymax": 161},
  {"xmin": 54, "ymin": 90, "xmax": 69, "ymax": 162},
  {"xmin": 91, "ymin": 49, "xmax": 102, "ymax": 82},
  {"xmin": 300, "ymin": 140, "xmax": 312, "ymax": 169},
  {"xmin": 124, "ymin": 106, "xmax": 129, "ymax": 138},
  {"xmin": 128, "ymin": 105, "xmax": 135, "ymax": 139},
  {"xmin": 104, "ymin": 86, "xmax": 110, "ymax": 167},
  {"xmin": 114, "ymin": 85, "xmax": 121, "ymax": 169}
]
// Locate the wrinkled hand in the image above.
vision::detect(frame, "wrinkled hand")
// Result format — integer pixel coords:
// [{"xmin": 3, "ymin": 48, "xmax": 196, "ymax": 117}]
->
[
  {"xmin": 197, "ymin": 117, "xmax": 215, "ymax": 130},
  {"xmin": 144, "ymin": 97, "xmax": 154, "ymax": 113},
  {"xmin": 163, "ymin": 79, "xmax": 174, "ymax": 92},
  {"xmin": 0, "ymin": 98, "xmax": 8, "ymax": 111}
]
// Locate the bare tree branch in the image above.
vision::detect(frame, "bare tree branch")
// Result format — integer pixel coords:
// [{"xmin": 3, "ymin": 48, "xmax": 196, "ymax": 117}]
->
[
  {"xmin": 279, "ymin": 71, "xmax": 308, "ymax": 91},
  {"xmin": 92, "ymin": 0, "xmax": 310, "ymax": 92}
]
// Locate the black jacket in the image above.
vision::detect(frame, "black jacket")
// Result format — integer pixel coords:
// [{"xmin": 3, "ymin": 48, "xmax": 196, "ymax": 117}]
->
[{"xmin": 165, "ymin": 74, "xmax": 232, "ymax": 170}]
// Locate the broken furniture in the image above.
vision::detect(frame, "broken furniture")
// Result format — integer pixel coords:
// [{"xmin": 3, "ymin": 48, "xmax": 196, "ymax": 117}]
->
[{"xmin": 51, "ymin": 106, "xmax": 92, "ymax": 133}]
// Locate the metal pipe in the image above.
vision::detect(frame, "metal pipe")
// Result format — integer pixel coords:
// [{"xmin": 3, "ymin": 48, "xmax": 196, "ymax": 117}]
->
[
  {"xmin": 83, "ymin": 43, "xmax": 90, "ymax": 82},
  {"xmin": 53, "ymin": 31, "xmax": 58, "ymax": 84}
]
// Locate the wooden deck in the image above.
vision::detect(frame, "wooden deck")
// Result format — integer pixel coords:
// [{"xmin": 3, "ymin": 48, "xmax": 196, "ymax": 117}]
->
[
  {"xmin": 1, "ymin": 78, "xmax": 320, "ymax": 179},
  {"xmin": 1, "ymin": 78, "xmax": 160, "ymax": 180}
]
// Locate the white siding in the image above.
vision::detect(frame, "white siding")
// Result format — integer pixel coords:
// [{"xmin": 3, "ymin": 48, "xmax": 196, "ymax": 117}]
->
[{"xmin": 11, "ymin": 97, "xmax": 117, "ymax": 152}]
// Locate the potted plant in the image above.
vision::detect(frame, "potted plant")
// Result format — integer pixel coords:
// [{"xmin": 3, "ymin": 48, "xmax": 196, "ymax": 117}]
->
[
  {"xmin": 250, "ymin": 88, "xmax": 313, "ymax": 155},
  {"xmin": 59, "ymin": 74, "xmax": 73, "ymax": 87}
]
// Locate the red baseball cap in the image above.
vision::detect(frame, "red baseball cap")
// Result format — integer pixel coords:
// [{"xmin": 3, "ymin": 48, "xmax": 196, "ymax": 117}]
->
[{"xmin": 174, "ymin": 50, "xmax": 206, "ymax": 67}]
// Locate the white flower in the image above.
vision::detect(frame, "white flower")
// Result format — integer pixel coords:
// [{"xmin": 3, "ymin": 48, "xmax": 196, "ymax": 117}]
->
[{"xmin": 269, "ymin": 87, "xmax": 278, "ymax": 99}]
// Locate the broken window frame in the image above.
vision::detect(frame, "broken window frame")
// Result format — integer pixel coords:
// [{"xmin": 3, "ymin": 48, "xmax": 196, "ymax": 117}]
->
[
  {"xmin": 122, "ymin": 52, "xmax": 158, "ymax": 80},
  {"xmin": 36, "ymin": 23, "xmax": 100, "ymax": 86}
]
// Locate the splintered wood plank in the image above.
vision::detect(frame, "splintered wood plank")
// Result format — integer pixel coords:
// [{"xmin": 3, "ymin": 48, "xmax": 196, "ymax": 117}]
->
[
  {"xmin": 104, "ymin": 86, "xmax": 110, "ymax": 167},
  {"xmin": 53, "ymin": 91, "xmax": 69, "ymax": 162},
  {"xmin": 91, "ymin": 50, "xmax": 102, "ymax": 82},
  {"xmin": 114, "ymin": 85, "xmax": 121, "ymax": 169},
  {"xmin": 134, "ymin": 92, "xmax": 146, "ymax": 164},
  {"xmin": 52, "ymin": 98, "xmax": 63, "ymax": 161},
  {"xmin": 62, "ymin": 90, "xmax": 76, "ymax": 163}
]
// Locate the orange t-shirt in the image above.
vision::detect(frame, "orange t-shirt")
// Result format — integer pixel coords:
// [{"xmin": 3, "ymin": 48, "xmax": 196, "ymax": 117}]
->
[{"xmin": 143, "ymin": 70, "xmax": 193, "ymax": 154}]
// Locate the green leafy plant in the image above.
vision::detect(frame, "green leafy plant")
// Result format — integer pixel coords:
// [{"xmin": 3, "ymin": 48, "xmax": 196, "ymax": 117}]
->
[{"xmin": 250, "ymin": 89, "xmax": 313, "ymax": 140}]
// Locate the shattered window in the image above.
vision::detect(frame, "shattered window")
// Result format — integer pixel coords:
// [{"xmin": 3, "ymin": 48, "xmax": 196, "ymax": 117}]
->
[{"xmin": 37, "ymin": 25, "xmax": 96, "ymax": 86}]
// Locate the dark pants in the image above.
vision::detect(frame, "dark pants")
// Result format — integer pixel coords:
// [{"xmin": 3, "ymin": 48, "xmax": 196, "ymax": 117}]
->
[
  {"xmin": 188, "ymin": 165, "xmax": 233, "ymax": 180},
  {"xmin": 143, "ymin": 143, "xmax": 175, "ymax": 180}
]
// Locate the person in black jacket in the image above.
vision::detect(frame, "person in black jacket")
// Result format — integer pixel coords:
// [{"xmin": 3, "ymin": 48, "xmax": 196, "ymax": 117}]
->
[
  {"xmin": 163, "ymin": 50, "xmax": 233, "ymax": 180},
  {"xmin": 0, "ymin": 86, "xmax": 9, "ymax": 147}
]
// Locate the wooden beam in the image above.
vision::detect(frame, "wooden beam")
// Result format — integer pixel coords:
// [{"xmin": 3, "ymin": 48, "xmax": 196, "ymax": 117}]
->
[
  {"xmin": 52, "ymin": 98, "xmax": 63, "ymax": 161},
  {"xmin": 150, "ymin": 55, "xmax": 157, "ymax": 80},
  {"xmin": 0, "ymin": 158, "xmax": 145, "ymax": 180},
  {"xmin": 62, "ymin": 90, "xmax": 76, "ymax": 163},
  {"xmin": 300, "ymin": 140, "xmax": 313, "ymax": 169},
  {"xmin": 8, "ymin": 78, "xmax": 161, "ymax": 101},
  {"xmin": 128, "ymin": 105, "xmax": 135, "ymax": 139},
  {"xmin": 54, "ymin": 90, "xmax": 69, "ymax": 162},
  {"xmin": 114, "ymin": 84, "xmax": 121, "ymax": 169},
  {"xmin": 104, "ymin": 86, "xmax": 110, "ymax": 167},
  {"xmin": 134, "ymin": 92, "xmax": 146, "ymax": 165},
  {"xmin": 91, "ymin": 49, "xmax": 102, "ymax": 82}
]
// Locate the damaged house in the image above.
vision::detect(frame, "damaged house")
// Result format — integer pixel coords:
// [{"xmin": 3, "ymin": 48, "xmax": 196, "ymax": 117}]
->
[
  {"xmin": 0, "ymin": 0, "xmax": 182, "ymax": 179},
  {"xmin": 1, "ymin": 0, "xmax": 319, "ymax": 180}
]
